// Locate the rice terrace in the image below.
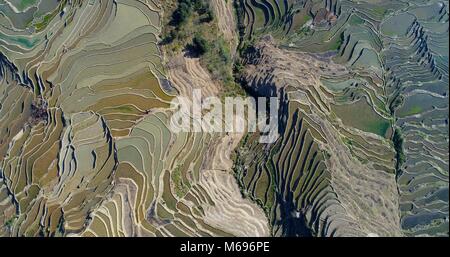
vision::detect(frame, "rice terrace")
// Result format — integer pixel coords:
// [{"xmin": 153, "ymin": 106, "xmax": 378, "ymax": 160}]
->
[{"xmin": 0, "ymin": 0, "xmax": 448, "ymax": 239}]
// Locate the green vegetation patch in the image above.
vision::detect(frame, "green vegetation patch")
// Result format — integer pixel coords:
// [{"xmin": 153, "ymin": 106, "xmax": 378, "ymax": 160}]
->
[
  {"xmin": 172, "ymin": 165, "xmax": 191, "ymax": 198},
  {"xmin": 162, "ymin": 0, "xmax": 245, "ymax": 97},
  {"xmin": 392, "ymin": 128, "xmax": 405, "ymax": 172},
  {"xmin": 328, "ymin": 32, "xmax": 344, "ymax": 51},
  {"xmin": 332, "ymin": 99, "xmax": 391, "ymax": 137}
]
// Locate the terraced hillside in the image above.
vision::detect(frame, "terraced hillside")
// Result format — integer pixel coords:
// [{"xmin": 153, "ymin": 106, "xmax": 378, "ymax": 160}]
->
[
  {"xmin": 0, "ymin": 0, "xmax": 448, "ymax": 238},
  {"xmin": 235, "ymin": 0, "xmax": 448, "ymax": 236},
  {"xmin": 0, "ymin": 0, "xmax": 269, "ymax": 236},
  {"xmin": 236, "ymin": 38, "xmax": 401, "ymax": 236}
]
